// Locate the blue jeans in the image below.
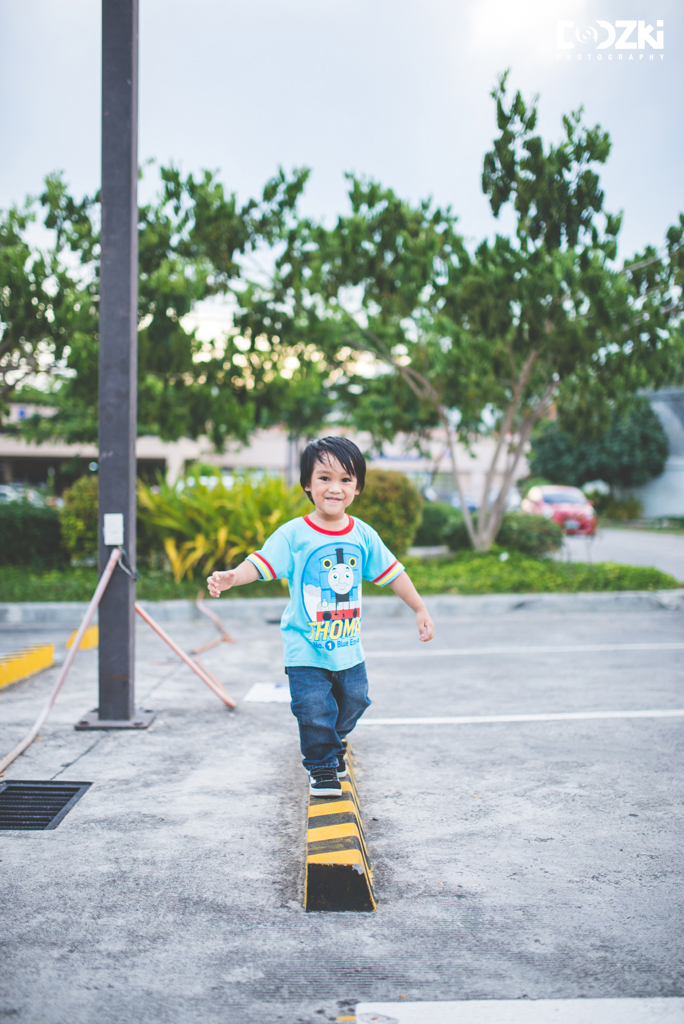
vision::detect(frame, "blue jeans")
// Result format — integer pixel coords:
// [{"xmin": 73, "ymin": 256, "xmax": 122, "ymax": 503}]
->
[{"xmin": 286, "ymin": 662, "xmax": 371, "ymax": 771}]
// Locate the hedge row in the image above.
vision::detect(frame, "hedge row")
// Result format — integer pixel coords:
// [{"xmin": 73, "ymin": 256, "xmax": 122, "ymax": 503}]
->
[
  {"xmin": 2, "ymin": 469, "xmax": 426, "ymax": 569},
  {"xmin": 0, "ymin": 474, "xmax": 646, "ymax": 573},
  {"xmin": 0, "ymin": 503, "xmax": 68, "ymax": 568},
  {"xmin": 400, "ymin": 552, "xmax": 680, "ymax": 594}
]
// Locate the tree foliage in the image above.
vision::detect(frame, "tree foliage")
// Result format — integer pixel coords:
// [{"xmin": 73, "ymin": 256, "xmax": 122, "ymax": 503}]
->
[
  {"xmin": 266, "ymin": 71, "xmax": 683, "ymax": 550},
  {"xmin": 0, "ymin": 181, "xmax": 86, "ymax": 402},
  {"xmin": 2, "ymin": 165, "xmax": 334, "ymax": 446},
  {"xmin": 529, "ymin": 399, "xmax": 669, "ymax": 490},
  {"xmin": 2, "ymin": 73, "xmax": 683, "ymax": 556}
]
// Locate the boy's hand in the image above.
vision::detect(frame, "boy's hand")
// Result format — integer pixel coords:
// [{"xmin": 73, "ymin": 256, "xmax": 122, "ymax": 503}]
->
[
  {"xmin": 388, "ymin": 572, "xmax": 434, "ymax": 643},
  {"xmin": 207, "ymin": 570, "xmax": 236, "ymax": 598},
  {"xmin": 417, "ymin": 606, "xmax": 434, "ymax": 642}
]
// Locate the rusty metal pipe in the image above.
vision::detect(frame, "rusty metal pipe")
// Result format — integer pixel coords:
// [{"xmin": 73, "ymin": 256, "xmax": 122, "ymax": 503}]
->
[
  {"xmin": 196, "ymin": 591, "xmax": 234, "ymax": 641},
  {"xmin": 0, "ymin": 547, "xmax": 122, "ymax": 775},
  {"xmin": 134, "ymin": 603, "xmax": 236, "ymax": 708}
]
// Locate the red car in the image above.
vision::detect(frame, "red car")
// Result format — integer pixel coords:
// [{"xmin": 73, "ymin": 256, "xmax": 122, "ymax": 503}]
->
[{"xmin": 521, "ymin": 485, "xmax": 597, "ymax": 536}]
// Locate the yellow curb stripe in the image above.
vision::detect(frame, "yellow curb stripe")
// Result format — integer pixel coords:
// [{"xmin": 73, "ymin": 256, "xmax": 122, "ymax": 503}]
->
[
  {"xmin": 66, "ymin": 624, "xmax": 98, "ymax": 650},
  {"xmin": 307, "ymin": 822, "xmax": 361, "ymax": 842},
  {"xmin": 0, "ymin": 644, "xmax": 55, "ymax": 690},
  {"xmin": 308, "ymin": 799, "xmax": 357, "ymax": 817},
  {"xmin": 307, "ymin": 849, "xmax": 365, "ymax": 866}
]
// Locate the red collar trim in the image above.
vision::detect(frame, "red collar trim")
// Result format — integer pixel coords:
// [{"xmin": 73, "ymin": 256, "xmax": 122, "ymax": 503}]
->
[{"xmin": 303, "ymin": 514, "xmax": 355, "ymax": 536}]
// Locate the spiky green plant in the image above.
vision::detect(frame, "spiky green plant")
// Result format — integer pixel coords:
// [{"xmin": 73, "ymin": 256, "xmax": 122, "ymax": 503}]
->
[{"xmin": 138, "ymin": 469, "xmax": 309, "ymax": 582}]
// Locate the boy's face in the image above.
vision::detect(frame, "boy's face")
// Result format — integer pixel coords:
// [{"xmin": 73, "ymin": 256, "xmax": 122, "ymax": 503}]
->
[{"xmin": 304, "ymin": 455, "xmax": 360, "ymax": 517}]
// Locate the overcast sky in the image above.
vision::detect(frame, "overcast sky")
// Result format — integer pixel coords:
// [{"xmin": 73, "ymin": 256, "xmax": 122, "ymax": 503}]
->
[{"xmin": 1, "ymin": 0, "xmax": 681, "ymax": 262}]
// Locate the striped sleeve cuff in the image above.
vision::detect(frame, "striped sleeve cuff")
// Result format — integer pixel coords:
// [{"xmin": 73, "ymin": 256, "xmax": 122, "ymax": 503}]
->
[
  {"xmin": 247, "ymin": 551, "xmax": 277, "ymax": 581},
  {"xmin": 371, "ymin": 559, "xmax": 405, "ymax": 587}
]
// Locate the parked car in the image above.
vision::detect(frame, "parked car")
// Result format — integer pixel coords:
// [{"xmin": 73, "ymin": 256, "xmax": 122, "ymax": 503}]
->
[
  {"xmin": 0, "ymin": 484, "xmax": 22, "ymax": 503},
  {"xmin": 0, "ymin": 484, "xmax": 46, "ymax": 506},
  {"xmin": 521, "ymin": 485, "xmax": 597, "ymax": 536}
]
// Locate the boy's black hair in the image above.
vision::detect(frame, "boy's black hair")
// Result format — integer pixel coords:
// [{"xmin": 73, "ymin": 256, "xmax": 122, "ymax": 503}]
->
[{"xmin": 300, "ymin": 437, "xmax": 366, "ymax": 503}]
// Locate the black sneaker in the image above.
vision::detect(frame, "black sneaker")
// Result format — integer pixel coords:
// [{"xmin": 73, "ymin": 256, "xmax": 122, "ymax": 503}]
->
[
  {"xmin": 309, "ymin": 765, "xmax": 342, "ymax": 798},
  {"xmin": 336, "ymin": 755, "xmax": 348, "ymax": 779}
]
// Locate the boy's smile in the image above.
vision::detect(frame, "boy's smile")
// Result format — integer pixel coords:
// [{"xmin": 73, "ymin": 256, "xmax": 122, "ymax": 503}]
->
[{"xmin": 304, "ymin": 454, "xmax": 360, "ymax": 527}]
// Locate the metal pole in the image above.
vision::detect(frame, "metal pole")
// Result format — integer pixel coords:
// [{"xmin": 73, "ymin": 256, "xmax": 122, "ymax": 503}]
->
[{"xmin": 82, "ymin": 0, "xmax": 151, "ymax": 729}]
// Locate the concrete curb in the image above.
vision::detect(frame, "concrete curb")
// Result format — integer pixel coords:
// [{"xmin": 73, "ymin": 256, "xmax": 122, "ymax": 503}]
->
[
  {"xmin": 304, "ymin": 743, "xmax": 376, "ymax": 913},
  {"xmin": 0, "ymin": 644, "xmax": 55, "ymax": 689},
  {"xmin": 1, "ymin": 589, "xmax": 683, "ymax": 627}
]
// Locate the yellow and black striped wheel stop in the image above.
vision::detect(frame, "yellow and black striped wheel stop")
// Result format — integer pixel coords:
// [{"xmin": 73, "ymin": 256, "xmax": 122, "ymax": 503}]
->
[
  {"xmin": 0, "ymin": 644, "xmax": 54, "ymax": 691},
  {"xmin": 305, "ymin": 742, "xmax": 376, "ymax": 912}
]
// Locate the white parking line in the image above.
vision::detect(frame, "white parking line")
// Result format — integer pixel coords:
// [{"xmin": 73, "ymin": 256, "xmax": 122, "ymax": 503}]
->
[
  {"xmin": 365, "ymin": 642, "xmax": 684, "ymax": 658},
  {"xmin": 359, "ymin": 709, "xmax": 684, "ymax": 727},
  {"xmin": 355, "ymin": 997, "xmax": 684, "ymax": 1024},
  {"xmin": 244, "ymin": 682, "xmax": 290, "ymax": 702}
]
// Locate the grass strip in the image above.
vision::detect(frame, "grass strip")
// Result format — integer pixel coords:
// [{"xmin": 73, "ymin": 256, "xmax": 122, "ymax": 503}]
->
[
  {"xmin": 0, "ymin": 553, "xmax": 678, "ymax": 603},
  {"xmin": 398, "ymin": 553, "xmax": 680, "ymax": 595}
]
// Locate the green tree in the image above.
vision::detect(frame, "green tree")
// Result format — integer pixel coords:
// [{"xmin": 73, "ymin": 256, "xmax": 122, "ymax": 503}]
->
[
  {"xmin": 5, "ymin": 164, "xmax": 334, "ymax": 447},
  {"xmin": 274, "ymin": 73, "xmax": 682, "ymax": 551},
  {"xmin": 529, "ymin": 399, "xmax": 669, "ymax": 490},
  {"xmin": 0, "ymin": 182, "xmax": 86, "ymax": 405}
]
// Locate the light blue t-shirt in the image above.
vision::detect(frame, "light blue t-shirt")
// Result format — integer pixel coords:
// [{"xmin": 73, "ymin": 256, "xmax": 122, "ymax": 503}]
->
[{"xmin": 247, "ymin": 514, "xmax": 404, "ymax": 670}]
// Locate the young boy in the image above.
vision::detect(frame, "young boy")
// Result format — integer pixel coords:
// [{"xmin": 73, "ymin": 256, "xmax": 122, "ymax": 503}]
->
[{"xmin": 207, "ymin": 436, "xmax": 434, "ymax": 797}]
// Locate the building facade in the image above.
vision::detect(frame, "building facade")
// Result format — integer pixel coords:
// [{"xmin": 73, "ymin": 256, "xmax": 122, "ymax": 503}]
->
[{"xmin": 629, "ymin": 388, "xmax": 684, "ymax": 517}]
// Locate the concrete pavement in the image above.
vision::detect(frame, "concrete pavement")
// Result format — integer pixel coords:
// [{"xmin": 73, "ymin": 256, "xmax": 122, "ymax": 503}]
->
[
  {"xmin": 559, "ymin": 527, "xmax": 684, "ymax": 582},
  {"xmin": 1, "ymin": 602, "xmax": 683, "ymax": 1023}
]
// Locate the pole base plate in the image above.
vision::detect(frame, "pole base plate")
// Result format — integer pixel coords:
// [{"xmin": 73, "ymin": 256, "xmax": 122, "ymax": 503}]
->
[{"xmin": 75, "ymin": 709, "xmax": 156, "ymax": 730}]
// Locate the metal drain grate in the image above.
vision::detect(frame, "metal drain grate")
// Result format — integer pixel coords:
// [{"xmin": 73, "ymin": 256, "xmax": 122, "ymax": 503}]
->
[{"xmin": 0, "ymin": 780, "xmax": 91, "ymax": 830}]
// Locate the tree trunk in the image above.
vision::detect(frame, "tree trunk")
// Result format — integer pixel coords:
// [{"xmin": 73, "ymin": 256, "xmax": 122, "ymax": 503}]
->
[
  {"xmin": 477, "ymin": 381, "xmax": 556, "ymax": 551},
  {"xmin": 437, "ymin": 406, "xmax": 479, "ymax": 549},
  {"xmin": 474, "ymin": 349, "xmax": 539, "ymax": 550}
]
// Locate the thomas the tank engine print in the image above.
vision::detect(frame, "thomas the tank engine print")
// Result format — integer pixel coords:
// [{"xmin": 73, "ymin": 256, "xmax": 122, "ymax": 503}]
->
[{"xmin": 317, "ymin": 546, "xmax": 361, "ymax": 622}]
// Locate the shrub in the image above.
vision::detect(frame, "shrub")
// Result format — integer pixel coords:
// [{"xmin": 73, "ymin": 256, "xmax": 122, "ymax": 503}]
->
[
  {"xmin": 443, "ymin": 510, "xmax": 563, "ymax": 557},
  {"xmin": 59, "ymin": 475, "xmax": 99, "ymax": 560},
  {"xmin": 497, "ymin": 512, "xmax": 564, "ymax": 557},
  {"xmin": 603, "ymin": 496, "xmax": 643, "ymax": 522},
  {"xmin": 583, "ymin": 489, "xmax": 610, "ymax": 515},
  {"xmin": 56, "ymin": 473, "xmax": 171, "ymax": 566},
  {"xmin": 413, "ymin": 502, "xmax": 461, "ymax": 546},
  {"xmin": 138, "ymin": 470, "xmax": 310, "ymax": 582},
  {"xmin": 351, "ymin": 469, "xmax": 423, "ymax": 556},
  {"xmin": 0, "ymin": 501, "xmax": 67, "ymax": 567}
]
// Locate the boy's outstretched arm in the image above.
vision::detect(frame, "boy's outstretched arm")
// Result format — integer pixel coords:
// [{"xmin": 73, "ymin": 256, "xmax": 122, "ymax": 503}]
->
[
  {"xmin": 207, "ymin": 560, "xmax": 260, "ymax": 598},
  {"xmin": 388, "ymin": 571, "xmax": 435, "ymax": 642}
]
